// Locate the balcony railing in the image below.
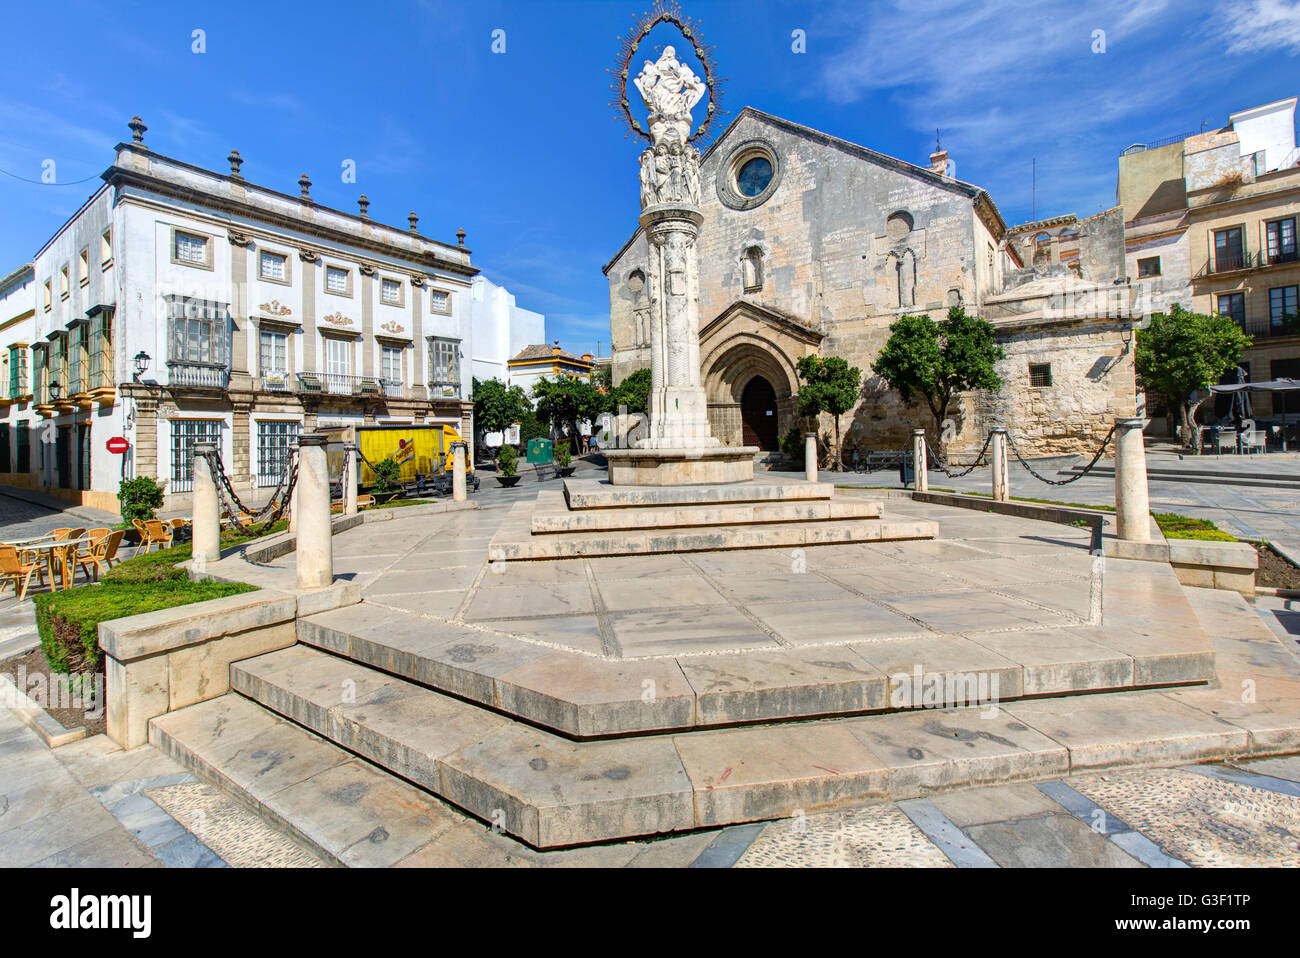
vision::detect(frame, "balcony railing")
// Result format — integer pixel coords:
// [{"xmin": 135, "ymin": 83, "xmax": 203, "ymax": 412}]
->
[
  {"xmin": 167, "ymin": 361, "xmax": 230, "ymax": 389},
  {"xmin": 1200, "ymin": 249, "xmax": 1254, "ymax": 277},
  {"xmin": 294, "ymin": 372, "xmax": 400, "ymax": 398},
  {"xmin": 1262, "ymin": 248, "xmax": 1299, "ymax": 267},
  {"xmin": 1239, "ymin": 316, "xmax": 1300, "ymax": 339}
]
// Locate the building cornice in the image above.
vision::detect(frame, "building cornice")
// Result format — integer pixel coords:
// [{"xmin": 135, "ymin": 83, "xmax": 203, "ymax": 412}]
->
[{"xmin": 103, "ymin": 150, "xmax": 478, "ymax": 279}]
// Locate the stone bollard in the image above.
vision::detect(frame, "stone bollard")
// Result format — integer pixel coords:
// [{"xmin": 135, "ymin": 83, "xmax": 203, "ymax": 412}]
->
[
  {"xmin": 287, "ymin": 444, "xmax": 299, "ymax": 534},
  {"xmin": 991, "ymin": 428, "xmax": 1009, "ymax": 502},
  {"xmin": 295, "ymin": 433, "xmax": 334, "ymax": 590},
  {"xmin": 344, "ymin": 444, "xmax": 358, "ymax": 516},
  {"xmin": 1114, "ymin": 417, "xmax": 1151, "ymax": 541},
  {"xmin": 912, "ymin": 429, "xmax": 928, "ymax": 493},
  {"xmin": 451, "ymin": 442, "xmax": 468, "ymax": 502},
  {"xmin": 805, "ymin": 433, "xmax": 818, "ymax": 483},
  {"xmin": 191, "ymin": 441, "xmax": 221, "ymax": 568}
]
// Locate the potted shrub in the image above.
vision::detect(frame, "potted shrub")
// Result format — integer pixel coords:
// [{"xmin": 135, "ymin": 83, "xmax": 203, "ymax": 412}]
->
[
  {"xmin": 117, "ymin": 477, "xmax": 164, "ymax": 545},
  {"xmin": 555, "ymin": 443, "xmax": 575, "ymax": 478},
  {"xmin": 495, "ymin": 444, "xmax": 521, "ymax": 487}
]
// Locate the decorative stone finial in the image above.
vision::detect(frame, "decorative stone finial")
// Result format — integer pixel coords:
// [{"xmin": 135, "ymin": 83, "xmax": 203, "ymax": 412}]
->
[
  {"xmin": 227, "ymin": 150, "xmax": 243, "ymax": 179},
  {"xmin": 408, "ymin": 211, "xmax": 419, "ymax": 234},
  {"xmin": 358, "ymin": 194, "xmax": 370, "ymax": 219},
  {"xmin": 128, "ymin": 116, "xmax": 147, "ymax": 145},
  {"xmin": 298, "ymin": 173, "xmax": 312, "ymax": 200},
  {"xmin": 456, "ymin": 228, "xmax": 467, "ymax": 248}
]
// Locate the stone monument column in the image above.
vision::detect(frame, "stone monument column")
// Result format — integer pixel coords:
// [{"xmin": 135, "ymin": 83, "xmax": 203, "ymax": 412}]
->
[{"xmin": 603, "ymin": 45, "xmax": 755, "ymax": 485}]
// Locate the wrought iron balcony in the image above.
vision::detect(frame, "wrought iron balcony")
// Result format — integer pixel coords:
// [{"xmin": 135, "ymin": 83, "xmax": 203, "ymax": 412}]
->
[
  {"xmin": 1238, "ymin": 316, "xmax": 1300, "ymax": 339},
  {"xmin": 167, "ymin": 361, "xmax": 230, "ymax": 390},
  {"xmin": 1262, "ymin": 248, "xmax": 1299, "ymax": 267},
  {"xmin": 1200, "ymin": 249, "xmax": 1255, "ymax": 276}
]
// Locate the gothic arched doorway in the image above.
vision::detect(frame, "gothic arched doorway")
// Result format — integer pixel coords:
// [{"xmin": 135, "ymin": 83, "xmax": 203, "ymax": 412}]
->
[{"xmin": 741, "ymin": 376, "xmax": 779, "ymax": 450}]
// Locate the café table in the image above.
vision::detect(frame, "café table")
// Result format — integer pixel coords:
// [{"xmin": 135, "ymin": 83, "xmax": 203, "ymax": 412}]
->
[{"xmin": 2, "ymin": 536, "xmax": 96, "ymax": 591}]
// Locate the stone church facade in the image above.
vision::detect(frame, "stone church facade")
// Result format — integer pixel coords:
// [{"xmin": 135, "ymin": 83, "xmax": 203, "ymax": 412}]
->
[{"xmin": 604, "ymin": 108, "xmax": 1138, "ymax": 461}]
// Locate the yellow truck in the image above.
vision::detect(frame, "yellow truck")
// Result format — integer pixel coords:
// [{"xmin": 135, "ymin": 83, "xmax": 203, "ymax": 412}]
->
[{"xmin": 318, "ymin": 423, "xmax": 477, "ymax": 497}]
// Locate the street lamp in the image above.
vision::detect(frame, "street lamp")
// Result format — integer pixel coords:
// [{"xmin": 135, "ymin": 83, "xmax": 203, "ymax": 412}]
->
[{"xmin": 133, "ymin": 351, "xmax": 151, "ymax": 381}]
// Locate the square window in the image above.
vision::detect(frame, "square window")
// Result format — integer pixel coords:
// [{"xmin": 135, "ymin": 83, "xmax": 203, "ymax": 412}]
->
[
  {"xmin": 1029, "ymin": 363, "xmax": 1053, "ymax": 388},
  {"xmin": 430, "ymin": 289, "xmax": 450, "ymax": 313},
  {"xmin": 1217, "ymin": 292, "xmax": 1246, "ymax": 326},
  {"xmin": 325, "ymin": 266, "xmax": 350, "ymax": 294},
  {"xmin": 381, "ymin": 278, "xmax": 402, "ymax": 305},
  {"xmin": 1266, "ymin": 218, "xmax": 1297, "ymax": 264},
  {"xmin": 1137, "ymin": 256, "xmax": 1161, "ymax": 277},
  {"xmin": 259, "ymin": 250, "xmax": 288, "ymax": 282},
  {"xmin": 1270, "ymin": 286, "xmax": 1299, "ymax": 327},
  {"xmin": 174, "ymin": 231, "xmax": 209, "ymax": 266}
]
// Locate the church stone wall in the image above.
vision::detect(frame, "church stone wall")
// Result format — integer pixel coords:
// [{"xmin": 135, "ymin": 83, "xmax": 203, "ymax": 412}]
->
[{"xmin": 605, "ymin": 109, "xmax": 1136, "ymax": 461}]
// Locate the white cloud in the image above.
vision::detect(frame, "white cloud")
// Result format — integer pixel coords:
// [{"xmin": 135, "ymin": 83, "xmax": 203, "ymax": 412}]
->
[
  {"xmin": 1222, "ymin": 0, "xmax": 1300, "ymax": 54},
  {"xmin": 809, "ymin": 0, "xmax": 1241, "ymax": 217}
]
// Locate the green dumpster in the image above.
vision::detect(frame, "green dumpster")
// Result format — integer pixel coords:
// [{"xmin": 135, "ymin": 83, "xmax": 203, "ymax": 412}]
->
[{"xmin": 526, "ymin": 438, "xmax": 553, "ymax": 464}]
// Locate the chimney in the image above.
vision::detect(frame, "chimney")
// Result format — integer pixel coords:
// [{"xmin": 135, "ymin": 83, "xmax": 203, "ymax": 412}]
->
[{"xmin": 930, "ymin": 128, "xmax": 948, "ymax": 176}]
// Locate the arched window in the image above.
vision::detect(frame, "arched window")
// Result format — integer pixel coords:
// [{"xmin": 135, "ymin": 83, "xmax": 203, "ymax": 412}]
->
[{"xmin": 741, "ymin": 247, "xmax": 763, "ymax": 292}]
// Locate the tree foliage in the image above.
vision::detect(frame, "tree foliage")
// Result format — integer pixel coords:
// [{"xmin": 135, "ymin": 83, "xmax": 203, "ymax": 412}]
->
[
  {"xmin": 795, "ymin": 355, "xmax": 862, "ymax": 470},
  {"xmin": 608, "ymin": 367, "xmax": 652, "ymax": 415},
  {"xmin": 532, "ymin": 375, "xmax": 605, "ymax": 453},
  {"xmin": 1134, "ymin": 303, "xmax": 1251, "ymax": 443},
  {"xmin": 871, "ymin": 307, "xmax": 1004, "ymax": 444},
  {"xmin": 472, "ymin": 377, "xmax": 531, "ymax": 437}
]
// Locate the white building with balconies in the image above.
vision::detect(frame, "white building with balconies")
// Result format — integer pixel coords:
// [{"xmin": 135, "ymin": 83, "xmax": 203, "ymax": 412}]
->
[{"xmin": 8, "ymin": 115, "xmax": 483, "ymax": 510}]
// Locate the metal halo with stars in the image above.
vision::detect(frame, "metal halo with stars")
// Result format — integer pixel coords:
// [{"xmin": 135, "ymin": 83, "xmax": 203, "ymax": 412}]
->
[{"xmin": 608, "ymin": 0, "xmax": 725, "ymax": 145}]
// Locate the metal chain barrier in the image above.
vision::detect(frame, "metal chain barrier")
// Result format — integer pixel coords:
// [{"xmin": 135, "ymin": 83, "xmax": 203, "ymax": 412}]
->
[
  {"xmin": 197, "ymin": 446, "xmax": 297, "ymax": 538},
  {"xmin": 1003, "ymin": 424, "xmax": 1117, "ymax": 486},
  {"xmin": 925, "ymin": 432, "xmax": 994, "ymax": 479}
]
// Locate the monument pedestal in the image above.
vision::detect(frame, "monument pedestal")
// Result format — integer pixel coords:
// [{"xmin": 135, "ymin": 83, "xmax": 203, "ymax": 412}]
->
[{"xmin": 604, "ymin": 446, "xmax": 757, "ymax": 486}]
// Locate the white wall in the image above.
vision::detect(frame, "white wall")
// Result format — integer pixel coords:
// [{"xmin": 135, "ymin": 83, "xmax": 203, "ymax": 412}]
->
[
  {"xmin": 469, "ymin": 274, "xmax": 545, "ymax": 386},
  {"xmin": 1231, "ymin": 97, "xmax": 1298, "ymax": 173}
]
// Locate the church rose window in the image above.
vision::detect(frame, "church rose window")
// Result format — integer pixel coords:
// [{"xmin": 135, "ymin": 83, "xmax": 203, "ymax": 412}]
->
[{"xmin": 737, "ymin": 157, "xmax": 773, "ymax": 197}]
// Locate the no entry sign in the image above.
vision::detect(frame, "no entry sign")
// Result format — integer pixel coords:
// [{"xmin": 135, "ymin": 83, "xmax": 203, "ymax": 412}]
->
[{"xmin": 106, "ymin": 437, "xmax": 130, "ymax": 454}]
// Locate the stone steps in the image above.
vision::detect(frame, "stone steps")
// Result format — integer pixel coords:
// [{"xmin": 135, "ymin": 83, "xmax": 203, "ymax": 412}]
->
[
  {"xmin": 562, "ymin": 477, "xmax": 837, "ymax": 509},
  {"xmin": 530, "ymin": 488, "xmax": 881, "ymax": 533},
  {"xmin": 493, "ymin": 505, "xmax": 937, "ymax": 561},
  {"xmin": 296, "ymin": 590, "xmax": 1216, "ymax": 738},
  {"xmin": 148, "ymin": 630, "xmax": 1283, "ymax": 850}
]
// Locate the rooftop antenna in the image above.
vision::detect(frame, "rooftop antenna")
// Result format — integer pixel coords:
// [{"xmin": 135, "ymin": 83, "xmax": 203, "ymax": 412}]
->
[
  {"xmin": 936, "ymin": 128, "xmax": 941, "ymax": 153},
  {"xmin": 1032, "ymin": 158, "xmax": 1036, "ymax": 221}
]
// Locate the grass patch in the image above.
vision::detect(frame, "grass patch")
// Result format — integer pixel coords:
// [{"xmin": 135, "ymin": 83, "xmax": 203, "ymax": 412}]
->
[
  {"xmin": 1152, "ymin": 513, "xmax": 1237, "ymax": 542},
  {"xmin": 374, "ymin": 498, "xmax": 435, "ymax": 508},
  {"xmin": 33, "ymin": 534, "xmax": 262, "ymax": 673}
]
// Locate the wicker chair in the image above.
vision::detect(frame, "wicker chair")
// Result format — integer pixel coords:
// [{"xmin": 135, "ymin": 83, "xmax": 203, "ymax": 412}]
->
[
  {"xmin": 77, "ymin": 530, "xmax": 125, "ymax": 582},
  {"xmin": 0, "ymin": 544, "xmax": 46, "ymax": 599}
]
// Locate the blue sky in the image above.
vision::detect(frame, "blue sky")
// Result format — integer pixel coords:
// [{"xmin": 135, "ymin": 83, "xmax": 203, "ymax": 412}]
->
[{"xmin": 1, "ymin": 0, "xmax": 1298, "ymax": 356}]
